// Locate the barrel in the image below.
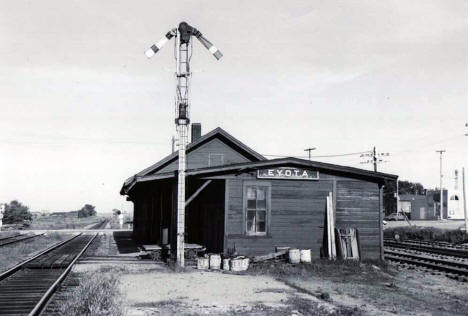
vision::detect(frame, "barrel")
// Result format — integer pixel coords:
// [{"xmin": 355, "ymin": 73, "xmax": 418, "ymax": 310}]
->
[
  {"xmin": 300, "ymin": 249, "xmax": 311, "ymax": 263},
  {"xmin": 222, "ymin": 258, "xmax": 230, "ymax": 271},
  {"xmin": 197, "ymin": 257, "xmax": 209, "ymax": 270},
  {"xmin": 288, "ymin": 249, "xmax": 300, "ymax": 264},
  {"xmin": 209, "ymin": 254, "xmax": 221, "ymax": 270},
  {"xmin": 231, "ymin": 258, "xmax": 244, "ymax": 272},
  {"xmin": 242, "ymin": 258, "xmax": 250, "ymax": 271}
]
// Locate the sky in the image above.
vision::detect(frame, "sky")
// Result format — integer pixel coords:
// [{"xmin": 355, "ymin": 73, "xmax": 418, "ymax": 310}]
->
[{"xmin": 0, "ymin": 0, "xmax": 467, "ymax": 213}]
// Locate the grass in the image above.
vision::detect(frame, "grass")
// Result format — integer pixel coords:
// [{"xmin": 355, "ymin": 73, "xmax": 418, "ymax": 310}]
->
[
  {"xmin": 247, "ymin": 259, "xmax": 468, "ymax": 315},
  {"xmin": 384, "ymin": 226, "xmax": 468, "ymax": 243},
  {"xmin": 0, "ymin": 232, "xmax": 67, "ymax": 272},
  {"xmin": 248, "ymin": 259, "xmax": 392, "ymax": 284},
  {"xmin": 29, "ymin": 215, "xmax": 103, "ymax": 230},
  {"xmin": 58, "ymin": 267, "xmax": 125, "ymax": 316}
]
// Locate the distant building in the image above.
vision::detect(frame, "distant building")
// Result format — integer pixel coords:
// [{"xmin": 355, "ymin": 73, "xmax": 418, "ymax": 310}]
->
[
  {"xmin": 447, "ymin": 169, "xmax": 466, "ymax": 220},
  {"xmin": 399, "ymin": 189, "xmax": 447, "ymax": 220}
]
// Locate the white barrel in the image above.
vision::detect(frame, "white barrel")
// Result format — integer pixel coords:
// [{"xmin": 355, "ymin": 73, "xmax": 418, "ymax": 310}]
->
[
  {"xmin": 209, "ymin": 254, "xmax": 221, "ymax": 270},
  {"xmin": 231, "ymin": 258, "xmax": 244, "ymax": 272},
  {"xmin": 222, "ymin": 258, "xmax": 230, "ymax": 271},
  {"xmin": 300, "ymin": 249, "xmax": 311, "ymax": 263},
  {"xmin": 242, "ymin": 258, "xmax": 250, "ymax": 271},
  {"xmin": 197, "ymin": 257, "xmax": 209, "ymax": 270},
  {"xmin": 289, "ymin": 249, "xmax": 300, "ymax": 264}
]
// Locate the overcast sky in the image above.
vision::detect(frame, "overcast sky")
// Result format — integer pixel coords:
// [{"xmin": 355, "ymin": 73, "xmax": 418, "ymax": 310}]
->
[{"xmin": 1, "ymin": 0, "xmax": 467, "ymax": 213}]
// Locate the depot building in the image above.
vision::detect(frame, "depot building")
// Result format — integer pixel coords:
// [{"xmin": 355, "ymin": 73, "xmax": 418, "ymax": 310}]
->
[{"xmin": 120, "ymin": 125, "xmax": 397, "ymax": 260}]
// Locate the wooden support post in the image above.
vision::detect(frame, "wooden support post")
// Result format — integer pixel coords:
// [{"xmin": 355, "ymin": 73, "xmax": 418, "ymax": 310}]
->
[
  {"xmin": 326, "ymin": 192, "xmax": 336, "ymax": 260},
  {"xmin": 463, "ymin": 167, "xmax": 467, "ymax": 234},
  {"xmin": 185, "ymin": 180, "xmax": 212, "ymax": 207},
  {"xmin": 379, "ymin": 184, "xmax": 384, "ymax": 261}
]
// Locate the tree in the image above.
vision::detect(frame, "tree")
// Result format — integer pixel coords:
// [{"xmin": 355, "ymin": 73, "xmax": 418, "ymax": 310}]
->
[
  {"xmin": 383, "ymin": 180, "xmax": 426, "ymax": 215},
  {"xmin": 3, "ymin": 200, "xmax": 32, "ymax": 224},
  {"xmin": 77, "ymin": 204, "xmax": 97, "ymax": 218}
]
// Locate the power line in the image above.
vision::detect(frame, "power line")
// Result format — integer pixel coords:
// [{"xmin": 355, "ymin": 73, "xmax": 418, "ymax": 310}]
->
[{"xmin": 262, "ymin": 150, "xmax": 371, "ymax": 159}]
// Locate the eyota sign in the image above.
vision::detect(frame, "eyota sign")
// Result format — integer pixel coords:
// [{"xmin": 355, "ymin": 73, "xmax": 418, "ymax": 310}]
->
[{"xmin": 257, "ymin": 167, "xmax": 319, "ymax": 180}]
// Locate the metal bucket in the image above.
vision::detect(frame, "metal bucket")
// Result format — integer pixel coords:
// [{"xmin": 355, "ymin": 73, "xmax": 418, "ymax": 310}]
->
[
  {"xmin": 197, "ymin": 257, "xmax": 209, "ymax": 270},
  {"xmin": 300, "ymin": 249, "xmax": 311, "ymax": 263},
  {"xmin": 230, "ymin": 258, "xmax": 244, "ymax": 272},
  {"xmin": 241, "ymin": 258, "xmax": 250, "ymax": 271},
  {"xmin": 209, "ymin": 254, "xmax": 221, "ymax": 270},
  {"xmin": 288, "ymin": 249, "xmax": 300, "ymax": 264},
  {"xmin": 222, "ymin": 258, "xmax": 230, "ymax": 271}
]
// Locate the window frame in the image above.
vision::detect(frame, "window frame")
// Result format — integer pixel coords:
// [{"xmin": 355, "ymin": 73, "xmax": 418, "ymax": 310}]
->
[{"xmin": 242, "ymin": 181, "xmax": 271, "ymax": 237}]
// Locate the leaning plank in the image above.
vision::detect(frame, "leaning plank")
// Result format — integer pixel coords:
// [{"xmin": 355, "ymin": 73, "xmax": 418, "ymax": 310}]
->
[
  {"xmin": 185, "ymin": 180, "xmax": 212, "ymax": 207},
  {"xmin": 252, "ymin": 250, "xmax": 289, "ymax": 262}
]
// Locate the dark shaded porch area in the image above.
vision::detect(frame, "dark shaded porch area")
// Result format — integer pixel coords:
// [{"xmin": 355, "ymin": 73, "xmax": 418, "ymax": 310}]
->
[{"xmin": 131, "ymin": 178, "xmax": 225, "ymax": 254}]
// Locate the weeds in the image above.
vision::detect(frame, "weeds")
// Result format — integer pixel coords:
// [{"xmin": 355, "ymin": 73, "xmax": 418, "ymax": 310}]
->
[
  {"xmin": 0, "ymin": 232, "xmax": 66, "ymax": 272},
  {"xmin": 59, "ymin": 270, "xmax": 125, "ymax": 316},
  {"xmin": 385, "ymin": 226, "xmax": 468, "ymax": 244}
]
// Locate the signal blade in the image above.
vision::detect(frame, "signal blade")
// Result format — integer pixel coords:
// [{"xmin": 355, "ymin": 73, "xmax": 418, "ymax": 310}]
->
[
  {"xmin": 196, "ymin": 35, "xmax": 223, "ymax": 60},
  {"xmin": 145, "ymin": 30, "xmax": 175, "ymax": 58}
]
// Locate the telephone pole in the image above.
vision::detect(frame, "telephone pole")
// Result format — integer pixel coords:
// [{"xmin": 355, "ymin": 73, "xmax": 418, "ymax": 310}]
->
[
  {"xmin": 304, "ymin": 147, "xmax": 316, "ymax": 160},
  {"xmin": 360, "ymin": 147, "xmax": 389, "ymax": 172},
  {"xmin": 372, "ymin": 147, "xmax": 377, "ymax": 172},
  {"xmin": 436, "ymin": 150, "xmax": 446, "ymax": 220}
]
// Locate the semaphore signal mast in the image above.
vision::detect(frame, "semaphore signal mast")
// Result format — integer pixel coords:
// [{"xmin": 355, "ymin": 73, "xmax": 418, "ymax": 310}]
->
[{"xmin": 145, "ymin": 22, "xmax": 222, "ymax": 267}]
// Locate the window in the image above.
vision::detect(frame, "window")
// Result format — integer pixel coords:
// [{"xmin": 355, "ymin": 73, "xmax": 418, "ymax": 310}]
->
[
  {"xmin": 450, "ymin": 195, "xmax": 459, "ymax": 201},
  {"xmin": 244, "ymin": 184, "xmax": 270, "ymax": 236},
  {"xmin": 209, "ymin": 153, "xmax": 224, "ymax": 167}
]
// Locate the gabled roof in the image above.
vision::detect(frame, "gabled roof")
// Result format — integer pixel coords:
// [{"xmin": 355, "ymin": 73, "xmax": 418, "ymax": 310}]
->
[
  {"xmin": 121, "ymin": 127, "xmax": 266, "ymax": 193},
  {"xmin": 121, "ymin": 156, "xmax": 397, "ymax": 195}
]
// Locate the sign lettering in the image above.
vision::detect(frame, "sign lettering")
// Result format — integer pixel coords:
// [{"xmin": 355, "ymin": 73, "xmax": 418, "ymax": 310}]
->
[{"xmin": 257, "ymin": 167, "xmax": 319, "ymax": 180}]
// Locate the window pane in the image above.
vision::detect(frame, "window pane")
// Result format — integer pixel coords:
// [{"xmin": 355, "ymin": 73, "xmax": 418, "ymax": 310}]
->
[
  {"xmin": 257, "ymin": 199, "xmax": 266, "ymax": 209},
  {"xmin": 247, "ymin": 211, "xmax": 255, "ymax": 221},
  {"xmin": 247, "ymin": 220, "xmax": 254, "ymax": 232},
  {"xmin": 257, "ymin": 188, "xmax": 266, "ymax": 201},
  {"xmin": 256, "ymin": 221, "xmax": 266, "ymax": 232},
  {"xmin": 257, "ymin": 210, "xmax": 266, "ymax": 221},
  {"xmin": 247, "ymin": 199, "xmax": 256, "ymax": 209},
  {"xmin": 247, "ymin": 187, "xmax": 256, "ymax": 200}
]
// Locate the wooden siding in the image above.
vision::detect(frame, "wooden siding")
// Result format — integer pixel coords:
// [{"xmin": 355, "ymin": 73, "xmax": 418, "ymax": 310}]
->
[
  {"xmin": 225, "ymin": 172, "xmax": 382, "ymax": 259},
  {"xmin": 156, "ymin": 138, "xmax": 252, "ymax": 174},
  {"xmin": 226, "ymin": 175, "xmax": 332, "ymax": 258},
  {"xmin": 335, "ymin": 180, "xmax": 381, "ymax": 259}
]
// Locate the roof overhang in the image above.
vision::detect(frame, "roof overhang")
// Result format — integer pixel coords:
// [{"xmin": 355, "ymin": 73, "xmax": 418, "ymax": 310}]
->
[{"xmin": 121, "ymin": 157, "xmax": 398, "ymax": 196}]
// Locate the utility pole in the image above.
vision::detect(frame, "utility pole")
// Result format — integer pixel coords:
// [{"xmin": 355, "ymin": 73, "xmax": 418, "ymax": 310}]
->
[
  {"xmin": 396, "ymin": 180, "xmax": 400, "ymax": 214},
  {"xmin": 145, "ymin": 22, "xmax": 222, "ymax": 267},
  {"xmin": 373, "ymin": 147, "xmax": 377, "ymax": 172},
  {"xmin": 304, "ymin": 147, "xmax": 316, "ymax": 160},
  {"xmin": 436, "ymin": 150, "xmax": 446, "ymax": 220},
  {"xmin": 360, "ymin": 148, "xmax": 389, "ymax": 171},
  {"xmin": 463, "ymin": 167, "xmax": 467, "ymax": 234}
]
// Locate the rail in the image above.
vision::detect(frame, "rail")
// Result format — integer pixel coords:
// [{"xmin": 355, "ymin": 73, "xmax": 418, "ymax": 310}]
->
[
  {"xmin": 0, "ymin": 233, "xmax": 98, "ymax": 315},
  {"xmin": 28, "ymin": 233, "xmax": 98, "ymax": 316},
  {"xmin": 0, "ymin": 233, "xmax": 45, "ymax": 247},
  {"xmin": 0, "ymin": 233, "xmax": 81, "ymax": 281}
]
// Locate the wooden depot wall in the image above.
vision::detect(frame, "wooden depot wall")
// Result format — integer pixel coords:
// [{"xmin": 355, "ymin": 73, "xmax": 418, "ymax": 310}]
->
[{"xmin": 224, "ymin": 171, "xmax": 382, "ymax": 260}]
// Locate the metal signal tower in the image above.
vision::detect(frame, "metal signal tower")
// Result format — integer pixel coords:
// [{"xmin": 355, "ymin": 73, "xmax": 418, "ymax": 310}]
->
[{"xmin": 145, "ymin": 22, "xmax": 222, "ymax": 267}]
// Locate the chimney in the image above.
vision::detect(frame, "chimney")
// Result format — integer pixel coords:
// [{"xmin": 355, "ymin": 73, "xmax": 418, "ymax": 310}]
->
[{"xmin": 191, "ymin": 123, "xmax": 201, "ymax": 143}]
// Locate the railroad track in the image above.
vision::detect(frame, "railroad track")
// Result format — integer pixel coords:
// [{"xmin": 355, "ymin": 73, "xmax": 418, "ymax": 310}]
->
[
  {"xmin": 384, "ymin": 239, "xmax": 468, "ymax": 259},
  {"xmin": 0, "ymin": 233, "xmax": 98, "ymax": 315},
  {"xmin": 0, "ymin": 233, "xmax": 45, "ymax": 247},
  {"xmin": 88, "ymin": 218, "xmax": 109, "ymax": 230},
  {"xmin": 385, "ymin": 247, "xmax": 468, "ymax": 277}
]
